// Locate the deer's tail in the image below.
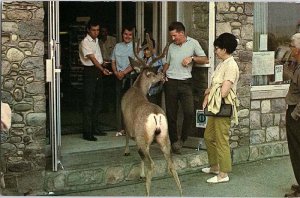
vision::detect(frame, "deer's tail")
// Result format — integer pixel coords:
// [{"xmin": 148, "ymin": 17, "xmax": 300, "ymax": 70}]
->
[
  {"xmin": 145, "ymin": 113, "xmax": 168, "ymax": 143},
  {"xmin": 153, "ymin": 115, "xmax": 161, "ymax": 135},
  {"xmin": 151, "ymin": 114, "xmax": 167, "ymax": 137}
]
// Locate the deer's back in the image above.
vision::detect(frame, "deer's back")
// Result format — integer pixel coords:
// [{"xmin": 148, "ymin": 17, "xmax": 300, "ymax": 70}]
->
[{"xmin": 121, "ymin": 87, "xmax": 166, "ymax": 137}]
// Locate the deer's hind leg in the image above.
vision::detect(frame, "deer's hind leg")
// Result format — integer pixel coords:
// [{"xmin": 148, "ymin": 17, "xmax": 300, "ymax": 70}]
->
[
  {"xmin": 137, "ymin": 145, "xmax": 154, "ymax": 196},
  {"xmin": 156, "ymin": 134, "xmax": 182, "ymax": 196}
]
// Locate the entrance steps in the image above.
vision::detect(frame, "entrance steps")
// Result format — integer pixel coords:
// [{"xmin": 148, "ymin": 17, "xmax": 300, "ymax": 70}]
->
[{"xmin": 44, "ymin": 142, "xmax": 208, "ymax": 195}]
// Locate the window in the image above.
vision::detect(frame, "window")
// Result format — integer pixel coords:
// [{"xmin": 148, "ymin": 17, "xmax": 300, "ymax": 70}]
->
[{"xmin": 252, "ymin": 2, "xmax": 300, "ymax": 86}]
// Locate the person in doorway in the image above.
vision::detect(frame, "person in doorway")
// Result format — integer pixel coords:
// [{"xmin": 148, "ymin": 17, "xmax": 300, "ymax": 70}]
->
[
  {"xmin": 111, "ymin": 26, "xmax": 135, "ymax": 136},
  {"xmin": 162, "ymin": 21, "xmax": 209, "ymax": 154},
  {"xmin": 140, "ymin": 41, "xmax": 164, "ymax": 106},
  {"xmin": 99, "ymin": 26, "xmax": 116, "ymax": 63},
  {"xmin": 79, "ymin": 19, "xmax": 112, "ymax": 141},
  {"xmin": 284, "ymin": 33, "xmax": 300, "ymax": 197},
  {"xmin": 201, "ymin": 33, "xmax": 239, "ymax": 184}
]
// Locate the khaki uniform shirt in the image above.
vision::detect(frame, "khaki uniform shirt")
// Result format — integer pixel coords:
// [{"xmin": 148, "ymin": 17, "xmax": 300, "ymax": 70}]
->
[{"xmin": 99, "ymin": 35, "xmax": 116, "ymax": 61}]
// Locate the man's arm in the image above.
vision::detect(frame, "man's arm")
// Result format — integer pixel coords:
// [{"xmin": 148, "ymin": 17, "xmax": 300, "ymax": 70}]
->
[
  {"xmin": 86, "ymin": 54, "xmax": 111, "ymax": 75},
  {"xmin": 193, "ymin": 56, "xmax": 209, "ymax": 64},
  {"xmin": 122, "ymin": 65, "xmax": 133, "ymax": 76},
  {"xmin": 162, "ymin": 63, "xmax": 169, "ymax": 75},
  {"xmin": 182, "ymin": 56, "xmax": 209, "ymax": 66}
]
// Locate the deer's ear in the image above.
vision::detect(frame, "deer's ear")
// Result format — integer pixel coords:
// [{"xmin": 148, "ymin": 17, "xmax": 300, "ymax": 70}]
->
[{"xmin": 129, "ymin": 56, "xmax": 142, "ymax": 72}]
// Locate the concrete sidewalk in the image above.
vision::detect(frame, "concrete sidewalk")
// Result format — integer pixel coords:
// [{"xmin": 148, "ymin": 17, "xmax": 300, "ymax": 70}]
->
[{"xmin": 66, "ymin": 155, "xmax": 296, "ymax": 197}]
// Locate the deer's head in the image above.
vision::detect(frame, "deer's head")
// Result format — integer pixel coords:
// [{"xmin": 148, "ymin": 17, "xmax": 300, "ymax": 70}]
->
[{"xmin": 128, "ymin": 31, "xmax": 169, "ymax": 74}]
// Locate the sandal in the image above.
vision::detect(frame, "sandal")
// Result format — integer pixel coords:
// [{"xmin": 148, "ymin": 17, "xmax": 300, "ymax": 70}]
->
[
  {"xmin": 207, "ymin": 175, "xmax": 229, "ymax": 183},
  {"xmin": 116, "ymin": 130, "xmax": 125, "ymax": 136}
]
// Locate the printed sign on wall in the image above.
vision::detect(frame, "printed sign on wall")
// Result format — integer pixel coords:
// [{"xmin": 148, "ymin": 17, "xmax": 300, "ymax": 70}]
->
[
  {"xmin": 196, "ymin": 110, "xmax": 207, "ymax": 128},
  {"xmin": 252, "ymin": 51, "xmax": 275, "ymax": 75}
]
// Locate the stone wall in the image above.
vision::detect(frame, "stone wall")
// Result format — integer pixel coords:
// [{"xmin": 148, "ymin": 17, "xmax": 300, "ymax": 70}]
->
[
  {"xmin": 190, "ymin": 2, "xmax": 209, "ymax": 137},
  {"xmin": 216, "ymin": 2, "xmax": 288, "ymax": 164},
  {"xmin": 1, "ymin": 1, "xmax": 46, "ymax": 194},
  {"xmin": 215, "ymin": 2, "xmax": 253, "ymax": 163},
  {"xmin": 249, "ymin": 87, "xmax": 289, "ymax": 161}
]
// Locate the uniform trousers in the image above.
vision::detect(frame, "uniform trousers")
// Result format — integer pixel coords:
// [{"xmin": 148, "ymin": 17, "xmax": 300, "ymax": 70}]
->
[{"xmin": 286, "ymin": 105, "xmax": 300, "ymax": 185}]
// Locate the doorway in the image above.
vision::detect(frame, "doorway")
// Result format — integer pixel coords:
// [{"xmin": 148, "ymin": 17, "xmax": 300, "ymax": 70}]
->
[
  {"xmin": 46, "ymin": 1, "xmax": 212, "ymax": 171},
  {"xmin": 59, "ymin": 2, "xmax": 118, "ymax": 135}
]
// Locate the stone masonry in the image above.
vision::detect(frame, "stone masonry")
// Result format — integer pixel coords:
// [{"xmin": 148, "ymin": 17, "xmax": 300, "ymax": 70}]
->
[{"xmin": 1, "ymin": 1, "xmax": 46, "ymax": 194}]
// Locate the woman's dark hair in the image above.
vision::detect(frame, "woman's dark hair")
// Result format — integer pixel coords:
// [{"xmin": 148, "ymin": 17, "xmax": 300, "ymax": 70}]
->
[
  {"xmin": 213, "ymin": 33, "xmax": 238, "ymax": 54},
  {"xmin": 168, "ymin": 21, "xmax": 185, "ymax": 32},
  {"xmin": 121, "ymin": 25, "xmax": 134, "ymax": 35}
]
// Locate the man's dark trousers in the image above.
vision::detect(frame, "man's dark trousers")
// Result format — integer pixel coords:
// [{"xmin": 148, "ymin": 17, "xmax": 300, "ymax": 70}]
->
[
  {"xmin": 83, "ymin": 66, "xmax": 103, "ymax": 138},
  {"xmin": 286, "ymin": 105, "xmax": 300, "ymax": 185},
  {"xmin": 164, "ymin": 78, "xmax": 195, "ymax": 144}
]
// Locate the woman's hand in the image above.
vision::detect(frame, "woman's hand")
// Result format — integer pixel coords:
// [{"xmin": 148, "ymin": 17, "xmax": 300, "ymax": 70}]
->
[
  {"xmin": 115, "ymin": 71, "xmax": 125, "ymax": 80},
  {"xmin": 202, "ymin": 94, "xmax": 209, "ymax": 110}
]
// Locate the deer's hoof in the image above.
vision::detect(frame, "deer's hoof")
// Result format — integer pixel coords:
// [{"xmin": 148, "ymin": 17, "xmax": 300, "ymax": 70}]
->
[
  {"xmin": 124, "ymin": 153, "xmax": 130, "ymax": 156},
  {"xmin": 139, "ymin": 176, "xmax": 146, "ymax": 181}
]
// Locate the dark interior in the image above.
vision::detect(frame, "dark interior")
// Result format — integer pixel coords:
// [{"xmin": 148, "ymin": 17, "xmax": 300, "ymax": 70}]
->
[{"xmin": 59, "ymin": 2, "xmax": 136, "ymax": 134}]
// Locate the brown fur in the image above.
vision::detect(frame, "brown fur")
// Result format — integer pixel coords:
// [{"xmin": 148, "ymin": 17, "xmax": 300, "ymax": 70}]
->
[{"xmin": 121, "ymin": 66, "xmax": 182, "ymax": 196}]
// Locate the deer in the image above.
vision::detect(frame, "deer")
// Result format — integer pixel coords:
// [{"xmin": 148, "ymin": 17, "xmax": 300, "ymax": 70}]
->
[{"xmin": 121, "ymin": 33, "xmax": 182, "ymax": 196}]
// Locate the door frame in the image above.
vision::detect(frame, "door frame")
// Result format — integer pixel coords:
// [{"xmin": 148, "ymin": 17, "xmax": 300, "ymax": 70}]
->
[{"xmin": 47, "ymin": 0, "xmax": 63, "ymax": 172}]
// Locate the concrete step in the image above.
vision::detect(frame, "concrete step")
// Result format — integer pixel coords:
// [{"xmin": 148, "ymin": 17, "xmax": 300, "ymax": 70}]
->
[{"xmin": 44, "ymin": 143, "xmax": 208, "ymax": 195}]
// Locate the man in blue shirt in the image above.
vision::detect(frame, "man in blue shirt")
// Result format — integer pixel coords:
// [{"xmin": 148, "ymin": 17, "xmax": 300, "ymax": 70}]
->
[
  {"xmin": 163, "ymin": 21, "xmax": 209, "ymax": 154},
  {"xmin": 111, "ymin": 26, "xmax": 135, "ymax": 134}
]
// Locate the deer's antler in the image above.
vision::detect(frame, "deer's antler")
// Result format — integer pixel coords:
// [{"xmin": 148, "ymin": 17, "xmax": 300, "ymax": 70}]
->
[
  {"xmin": 145, "ymin": 33, "xmax": 153, "ymax": 53},
  {"xmin": 148, "ymin": 42, "xmax": 169, "ymax": 68},
  {"xmin": 132, "ymin": 30, "xmax": 147, "ymax": 68}
]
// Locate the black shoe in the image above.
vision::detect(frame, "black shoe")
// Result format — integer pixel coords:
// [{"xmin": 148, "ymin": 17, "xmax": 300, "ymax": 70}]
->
[
  {"xmin": 83, "ymin": 135, "xmax": 98, "ymax": 141},
  {"xmin": 171, "ymin": 143, "xmax": 181, "ymax": 154}
]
